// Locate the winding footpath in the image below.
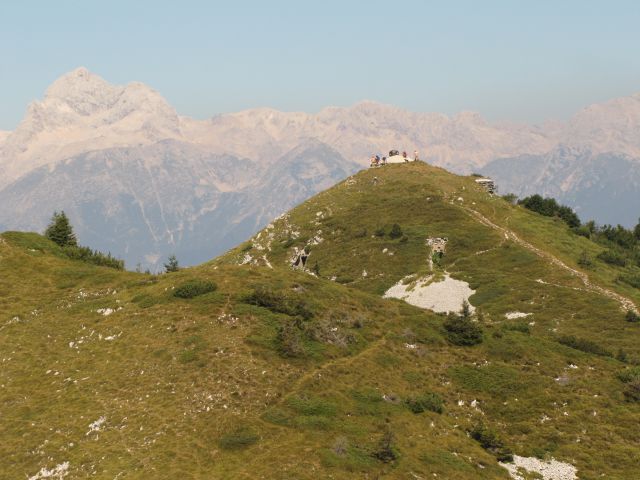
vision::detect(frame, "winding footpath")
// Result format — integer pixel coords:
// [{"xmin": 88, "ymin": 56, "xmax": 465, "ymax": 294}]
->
[{"xmin": 461, "ymin": 205, "xmax": 638, "ymax": 314}]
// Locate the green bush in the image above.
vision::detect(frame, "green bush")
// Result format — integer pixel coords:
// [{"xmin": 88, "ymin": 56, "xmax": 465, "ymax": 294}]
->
[
  {"xmin": 626, "ymin": 310, "xmax": 640, "ymax": 323},
  {"xmin": 63, "ymin": 245, "xmax": 125, "ymax": 270},
  {"xmin": 374, "ymin": 227, "xmax": 386, "ymax": 237},
  {"xmin": 558, "ymin": 335, "xmax": 612, "ymax": 357},
  {"xmin": 173, "ymin": 279, "xmax": 217, "ymax": 299},
  {"xmin": 443, "ymin": 315, "xmax": 483, "ymax": 346},
  {"xmin": 276, "ymin": 321, "xmax": 306, "ymax": 357},
  {"xmin": 470, "ymin": 423, "xmax": 513, "ymax": 462},
  {"xmin": 597, "ymin": 250, "xmax": 627, "ymax": 267},
  {"xmin": 619, "ymin": 275, "xmax": 640, "ymax": 289},
  {"xmin": 218, "ymin": 426, "xmax": 259, "ymax": 450},
  {"xmin": 623, "ymin": 380, "xmax": 640, "ymax": 403},
  {"xmin": 244, "ymin": 286, "xmax": 312, "ymax": 319},
  {"xmin": 502, "ymin": 193, "xmax": 518, "ymax": 205},
  {"xmin": 372, "ymin": 427, "xmax": 398, "ymax": 463},
  {"xmin": 518, "ymin": 195, "xmax": 581, "ymax": 228},
  {"xmin": 389, "ymin": 223, "xmax": 403, "ymax": 239},
  {"xmin": 617, "ymin": 366, "xmax": 640, "ymax": 384},
  {"xmin": 503, "ymin": 322, "xmax": 530, "ymax": 334},
  {"xmin": 577, "ymin": 250, "xmax": 593, "ymax": 268},
  {"xmin": 404, "ymin": 392, "xmax": 444, "ymax": 414}
]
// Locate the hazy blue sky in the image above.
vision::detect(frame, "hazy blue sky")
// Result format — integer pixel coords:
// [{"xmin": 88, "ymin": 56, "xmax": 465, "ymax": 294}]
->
[{"xmin": 1, "ymin": 0, "xmax": 639, "ymax": 129}]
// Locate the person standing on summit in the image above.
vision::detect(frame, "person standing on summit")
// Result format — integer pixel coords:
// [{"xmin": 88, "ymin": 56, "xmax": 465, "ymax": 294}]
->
[{"xmin": 414, "ymin": 150, "xmax": 419, "ymax": 161}]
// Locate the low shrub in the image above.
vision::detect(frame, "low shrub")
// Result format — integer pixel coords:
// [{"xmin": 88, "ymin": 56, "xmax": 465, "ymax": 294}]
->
[
  {"xmin": 503, "ymin": 322, "xmax": 530, "ymax": 334},
  {"xmin": 618, "ymin": 275, "xmax": 640, "ymax": 289},
  {"xmin": 502, "ymin": 193, "xmax": 518, "ymax": 205},
  {"xmin": 558, "ymin": 335, "xmax": 612, "ymax": 357},
  {"xmin": 287, "ymin": 395, "xmax": 338, "ymax": 417},
  {"xmin": 374, "ymin": 227, "xmax": 386, "ymax": 237},
  {"xmin": 470, "ymin": 423, "xmax": 513, "ymax": 462},
  {"xmin": 597, "ymin": 250, "xmax": 627, "ymax": 267},
  {"xmin": 443, "ymin": 315, "xmax": 483, "ymax": 346},
  {"xmin": 282, "ymin": 237, "xmax": 295, "ymax": 248},
  {"xmin": 626, "ymin": 310, "xmax": 640, "ymax": 323},
  {"xmin": 372, "ymin": 427, "xmax": 398, "ymax": 463},
  {"xmin": 389, "ymin": 223, "xmax": 403, "ymax": 239},
  {"xmin": 623, "ymin": 380, "xmax": 640, "ymax": 403},
  {"xmin": 244, "ymin": 286, "xmax": 312, "ymax": 319},
  {"xmin": 577, "ymin": 250, "xmax": 593, "ymax": 268},
  {"xmin": 276, "ymin": 321, "xmax": 306, "ymax": 357},
  {"xmin": 173, "ymin": 279, "xmax": 217, "ymax": 298},
  {"xmin": 617, "ymin": 366, "xmax": 640, "ymax": 384},
  {"xmin": 404, "ymin": 392, "xmax": 444, "ymax": 414},
  {"xmin": 218, "ymin": 426, "xmax": 259, "ymax": 450},
  {"xmin": 63, "ymin": 245, "xmax": 125, "ymax": 270}
]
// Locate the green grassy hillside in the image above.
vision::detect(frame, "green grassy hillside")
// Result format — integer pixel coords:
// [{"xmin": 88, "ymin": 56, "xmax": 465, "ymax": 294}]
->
[{"xmin": 2, "ymin": 162, "xmax": 639, "ymax": 479}]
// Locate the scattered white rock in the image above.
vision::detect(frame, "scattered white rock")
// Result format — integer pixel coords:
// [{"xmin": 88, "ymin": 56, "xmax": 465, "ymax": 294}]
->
[
  {"xmin": 505, "ymin": 312, "xmax": 532, "ymax": 320},
  {"xmin": 362, "ymin": 269, "xmax": 368, "ymax": 278},
  {"xmin": 405, "ymin": 343, "xmax": 418, "ymax": 349},
  {"xmin": 28, "ymin": 462, "xmax": 70, "ymax": 480},
  {"xmin": 95, "ymin": 307, "xmax": 121, "ymax": 316},
  {"xmin": 86, "ymin": 416, "xmax": 106, "ymax": 436},
  {"xmin": 501, "ymin": 455, "xmax": 577, "ymax": 480},
  {"xmin": 384, "ymin": 274, "xmax": 476, "ymax": 314}
]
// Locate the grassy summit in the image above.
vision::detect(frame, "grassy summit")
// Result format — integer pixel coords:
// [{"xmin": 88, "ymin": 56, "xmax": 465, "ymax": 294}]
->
[{"xmin": 1, "ymin": 162, "xmax": 639, "ymax": 479}]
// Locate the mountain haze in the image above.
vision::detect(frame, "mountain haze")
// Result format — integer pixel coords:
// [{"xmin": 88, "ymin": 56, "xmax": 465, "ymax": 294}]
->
[{"xmin": 1, "ymin": 68, "xmax": 639, "ymax": 268}]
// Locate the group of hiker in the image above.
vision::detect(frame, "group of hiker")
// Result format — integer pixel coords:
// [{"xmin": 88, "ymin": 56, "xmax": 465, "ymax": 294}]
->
[{"xmin": 369, "ymin": 149, "xmax": 420, "ymax": 167}]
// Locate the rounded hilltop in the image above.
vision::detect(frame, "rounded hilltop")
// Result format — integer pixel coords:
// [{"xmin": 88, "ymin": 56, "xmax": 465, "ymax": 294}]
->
[{"xmin": 2, "ymin": 159, "xmax": 640, "ymax": 479}]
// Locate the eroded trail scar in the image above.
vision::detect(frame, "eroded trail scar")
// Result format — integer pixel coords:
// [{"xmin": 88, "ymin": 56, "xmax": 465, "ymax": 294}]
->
[{"xmin": 461, "ymin": 205, "xmax": 638, "ymax": 313}]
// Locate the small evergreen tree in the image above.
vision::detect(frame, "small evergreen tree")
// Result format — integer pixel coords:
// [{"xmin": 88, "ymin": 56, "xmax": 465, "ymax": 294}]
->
[
  {"xmin": 164, "ymin": 254, "xmax": 180, "ymax": 273},
  {"xmin": 634, "ymin": 218, "xmax": 640, "ymax": 241},
  {"xmin": 45, "ymin": 211, "xmax": 77, "ymax": 247}
]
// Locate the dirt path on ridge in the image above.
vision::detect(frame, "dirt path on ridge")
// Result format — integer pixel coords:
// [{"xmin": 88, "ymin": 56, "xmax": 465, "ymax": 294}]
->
[{"xmin": 460, "ymin": 205, "xmax": 638, "ymax": 313}]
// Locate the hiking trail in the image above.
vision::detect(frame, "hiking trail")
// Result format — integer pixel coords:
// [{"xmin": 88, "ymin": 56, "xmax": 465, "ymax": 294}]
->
[{"xmin": 461, "ymin": 205, "xmax": 638, "ymax": 314}]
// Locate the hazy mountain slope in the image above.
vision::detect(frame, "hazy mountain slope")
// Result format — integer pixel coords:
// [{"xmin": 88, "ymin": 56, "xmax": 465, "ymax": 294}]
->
[
  {"xmin": 2, "ymin": 67, "xmax": 640, "ymax": 267},
  {"xmin": 0, "ymin": 68, "xmax": 184, "ymax": 188},
  {"xmin": 0, "ymin": 140, "xmax": 357, "ymax": 269},
  {"xmin": 3, "ymin": 163, "xmax": 640, "ymax": 479},
  {"xmin": 562, "ymin": 92, "xmax": 640, "ymax": 157},
  {"xmin": 481, "ymin": 147, "xmax": 640, "ymax": 226}
]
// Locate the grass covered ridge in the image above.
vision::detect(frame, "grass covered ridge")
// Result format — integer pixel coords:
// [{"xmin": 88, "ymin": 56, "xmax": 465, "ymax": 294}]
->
[{"xmin": 1, "ymin": 162, "xmax": 640, "ymax": 478}]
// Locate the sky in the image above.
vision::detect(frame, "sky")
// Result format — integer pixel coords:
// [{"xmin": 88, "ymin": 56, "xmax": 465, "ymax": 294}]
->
[{"xmin": 1, "ymin": 0, "xmax": 639, "ymax": 130}]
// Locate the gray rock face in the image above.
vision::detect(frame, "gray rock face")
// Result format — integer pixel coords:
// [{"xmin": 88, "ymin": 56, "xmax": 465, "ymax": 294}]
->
[
  {"xmin": 481, "ymin": 147, "xmax": 640, "ymax": 227},
  {"xmin": 0, "ymin": 139, "xmax": 358, "ymax": 269}
]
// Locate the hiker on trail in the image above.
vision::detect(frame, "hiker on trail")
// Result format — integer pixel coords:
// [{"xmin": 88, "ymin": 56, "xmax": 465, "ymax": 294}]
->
[
  {"xmin": 375, "ymin": 155, "xmax": 381, "ymax": 166},
  {"xmin": 414, "ymin": 150, "xmax": 419, "ymax": 161},
  {"xmin": 381, "ymin": 156, "xmax": 387, "ymax": 165},
  {"xmin": 370, "ymin": 155, "xmax": 376, "ymax": 167},
  {"xmin": 402, "ymin": 151, "xmax": 408, "ymax": 162}
]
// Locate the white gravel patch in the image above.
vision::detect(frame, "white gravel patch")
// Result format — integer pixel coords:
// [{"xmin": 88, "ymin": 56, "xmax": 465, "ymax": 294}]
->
[
  {"xmin": 505, "ymin": 312, "xmax": 532, "ymax": 320},
  {"xmin": 86, "ymin": 416, "xmax": 106, "ymax": 435},
  {"xmin": 28, "ymin": 462, "xmax": 70, "ymax": 480},
  {"xmin": 501, "ymin": 455, "xmax": 577, "ymax": 480},
  {"xmin": 384, "ymin": 274, "xmax": 475, "ymax": 314}
]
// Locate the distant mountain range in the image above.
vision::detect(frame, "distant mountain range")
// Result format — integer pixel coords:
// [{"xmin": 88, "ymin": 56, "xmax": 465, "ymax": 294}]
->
[{"xmin": 1, "ymin": 67, "xmax": 639, "ymax": 268}]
